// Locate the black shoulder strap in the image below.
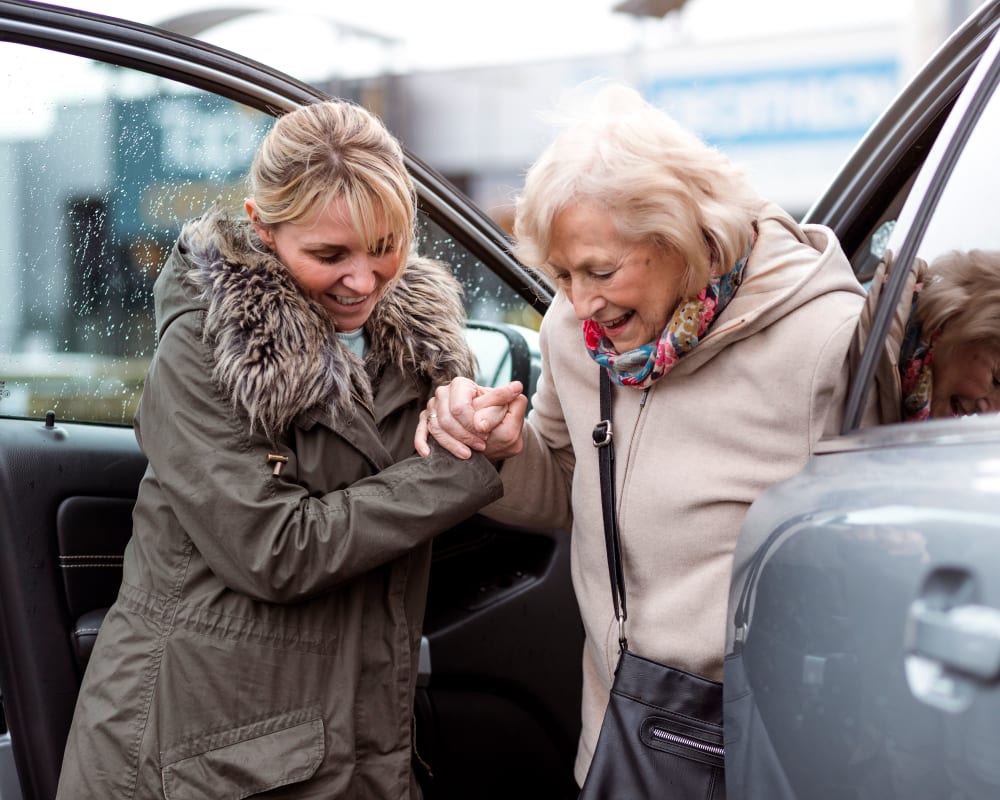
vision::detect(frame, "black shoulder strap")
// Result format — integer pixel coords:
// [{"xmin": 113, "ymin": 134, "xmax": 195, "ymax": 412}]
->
[{"xmin": 592, "ymin": 367, "xmax": 628, "ymax": 651}]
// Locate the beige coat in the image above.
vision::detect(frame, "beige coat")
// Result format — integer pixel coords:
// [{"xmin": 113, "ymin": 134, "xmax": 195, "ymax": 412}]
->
[
  {"xmin": 56, "ymin": 213, "xmax": 503, "ymax": 800},
  {"xmin": 483, "ymin": 203, "xmax": 866, "ymax": 784}
]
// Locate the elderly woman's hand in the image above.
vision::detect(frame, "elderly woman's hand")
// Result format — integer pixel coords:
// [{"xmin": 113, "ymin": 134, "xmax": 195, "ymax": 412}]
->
[{"xmin": 415, "ymin": 377, "xmax": 527, "ymax": 461}]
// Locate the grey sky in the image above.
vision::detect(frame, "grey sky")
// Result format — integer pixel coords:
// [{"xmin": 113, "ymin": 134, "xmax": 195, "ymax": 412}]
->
[{"xmin": 52, "ymin": 0, "xmax": 911, "ymax": 80}]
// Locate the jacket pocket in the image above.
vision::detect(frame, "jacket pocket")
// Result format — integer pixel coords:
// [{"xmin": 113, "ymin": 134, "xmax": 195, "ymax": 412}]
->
[{"xmin": 161, "ymin": 705, "xmax": 324, "ymax": 800}]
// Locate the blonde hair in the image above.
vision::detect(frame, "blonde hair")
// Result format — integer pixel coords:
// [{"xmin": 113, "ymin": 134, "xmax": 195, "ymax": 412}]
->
[
  {"xmin": 248, "ymin": 100, "xmax": 415, "ymax": 262},
  {"xmin": 513, "ymin": 82, "xmax": 760, "ymax": 294},
  {"xmin": 919, "ymin": 249, "xmax": 1000, "ymax": 358}
]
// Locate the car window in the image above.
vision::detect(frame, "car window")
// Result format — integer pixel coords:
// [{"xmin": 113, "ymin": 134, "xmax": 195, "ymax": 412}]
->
[
  {"xmin": 876, "ymin": 53, "xmax": 1000, "ymax": 319},
  {"xmin": 0, "ymin": 43, "xmax": 274, "ymax": 425},
  {"xmin": 853, "ymin": 42, "xmax": 1000, "ymax": 428},
  {"xmin": 1, "ymin": 42, "xmax": 540, "ymax": 426}
]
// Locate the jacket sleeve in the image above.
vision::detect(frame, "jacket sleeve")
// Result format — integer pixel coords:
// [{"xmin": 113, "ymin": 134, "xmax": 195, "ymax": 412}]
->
[
  {"xmin": 135, "ymin": 312, "xmax": 504, "ymax": 603},
  {"xmin": 809, "ymin": 291, "xmax": 869, "ymax": 441},
  {"xmin": 480, "ymin": 296, "xmax": 575, "ymax": 531}
]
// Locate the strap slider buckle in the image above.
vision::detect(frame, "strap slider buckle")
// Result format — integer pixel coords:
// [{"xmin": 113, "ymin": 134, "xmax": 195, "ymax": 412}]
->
[{"xmin": 592, "ymin": 420, "xmax": 613, "ymax": 447}]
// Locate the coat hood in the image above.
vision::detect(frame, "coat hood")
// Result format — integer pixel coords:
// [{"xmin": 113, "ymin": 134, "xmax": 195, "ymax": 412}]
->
[
  {"xmin": 676, "ymin": 202, "xmax": 865, "ymax": 375},
  {"xmin": 153, "ymin": 210, "xmax": 475, "ymax": 438}
]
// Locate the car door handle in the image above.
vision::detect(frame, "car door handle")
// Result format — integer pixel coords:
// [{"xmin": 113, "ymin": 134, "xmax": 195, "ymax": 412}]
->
[{"xmin": 907, "ymin": 600, "xmax": 1000, "ymax": 681}]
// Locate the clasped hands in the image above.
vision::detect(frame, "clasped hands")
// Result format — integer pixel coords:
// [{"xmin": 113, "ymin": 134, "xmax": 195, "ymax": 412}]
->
[{"xmin": 415, "ymin": 377, "xmax": 527, "ymax": 461}]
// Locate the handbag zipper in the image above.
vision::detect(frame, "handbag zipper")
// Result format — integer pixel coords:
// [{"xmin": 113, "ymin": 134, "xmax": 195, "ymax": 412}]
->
[{"xmin": 650, "ymin": 727, "xmax": 725, "ymax": 757}]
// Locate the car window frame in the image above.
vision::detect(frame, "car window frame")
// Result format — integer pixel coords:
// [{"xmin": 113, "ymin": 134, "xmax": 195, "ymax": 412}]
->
[
  {"xmin": 802, "ymin": 2, "xmax": 1000, "ymax": 259},
  {"xmin": 841, "ymin": 23, "xmax": 1000, "ymax": 433}
]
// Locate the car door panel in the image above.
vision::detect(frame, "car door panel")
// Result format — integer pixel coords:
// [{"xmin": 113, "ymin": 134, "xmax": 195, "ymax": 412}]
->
[
  {"xmin": 57, "ymin": 497, "xmax": 133, "ymax": 624},
  {"xmin": 420, "ymin": 520, "xmax": 582, "ymax": 798},
  {"xmin": 733, "ymin": 424, "xmax": 1000, "ymax": 799},
  {"xmin": 0, "ymin": 419, "xmax": 144, "ymax": 800}
]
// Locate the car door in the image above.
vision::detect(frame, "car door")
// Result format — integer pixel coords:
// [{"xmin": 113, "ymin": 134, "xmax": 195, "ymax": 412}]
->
[
  {"xmin": 727, "ymin": 3, "xmax": 1000, "ymax": 798},
  {"xmin": 0, "ymin": 3, "xmax": 581, "ymax": 799}
]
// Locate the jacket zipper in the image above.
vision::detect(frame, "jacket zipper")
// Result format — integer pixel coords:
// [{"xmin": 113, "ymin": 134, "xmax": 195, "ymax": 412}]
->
[
  {"xmin": 351, "ymin": 389, "xmax": 377, "ymax": 422},
  {"xmin": 618, "ymin": 386, "xmax": 652, "ymax": 517},
  {"xmin": 651, "ymin": 726, "xmax": 725, "ymax": 757}
]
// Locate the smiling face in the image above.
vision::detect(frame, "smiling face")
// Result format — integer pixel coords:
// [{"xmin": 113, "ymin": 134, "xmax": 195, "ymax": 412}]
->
[
  {"xmin": 931, "ymin": 340, "xmax": 1000, "ymax": 418},
  {"xmin": 247, "ymin": 195, "xmax": 402, "ymax": 333},
  {"xmin": 546, "ymin": 202, "xmax": 689, "ymax": 353}
]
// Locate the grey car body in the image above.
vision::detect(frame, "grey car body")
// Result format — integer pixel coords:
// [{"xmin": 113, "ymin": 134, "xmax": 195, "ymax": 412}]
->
[{"xmin": 727, "ymin": 1, "xmax": 1000, "ymax": 797}]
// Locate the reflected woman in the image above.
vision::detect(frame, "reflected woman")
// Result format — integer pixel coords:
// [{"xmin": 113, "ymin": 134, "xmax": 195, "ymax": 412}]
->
[{"xmin": 859, "ymin": 248, "xmax": 1000, "ymax": 422}]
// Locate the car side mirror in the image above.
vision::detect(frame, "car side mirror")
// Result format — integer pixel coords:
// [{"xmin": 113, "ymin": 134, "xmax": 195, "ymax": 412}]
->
[{"xmin": 464, "ymin": 320, "xmax": 540, "ymax": 408}]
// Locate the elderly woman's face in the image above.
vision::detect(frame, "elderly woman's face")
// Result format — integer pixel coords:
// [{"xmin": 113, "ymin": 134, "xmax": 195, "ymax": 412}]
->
[
  {"xmin": 547, "ymin": 202, "xmax": 687, "ymax": 353},
  {"xmin": 246, "ymin": 195, "xmax": 401, "ymax": 333},
  {"xmin": 931, "ymin": 341, "xmax": 1000, "ymax": 418}
]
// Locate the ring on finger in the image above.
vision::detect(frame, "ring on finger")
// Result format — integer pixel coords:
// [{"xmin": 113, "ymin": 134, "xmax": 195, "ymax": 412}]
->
[{"xmin": 429, "ymin": 412, "xmax": 437, "ymax": 420}]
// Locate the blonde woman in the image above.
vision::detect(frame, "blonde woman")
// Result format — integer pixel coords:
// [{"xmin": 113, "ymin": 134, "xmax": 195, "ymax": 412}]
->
[
  {"xmin": 417, "ymin": 82, "xmax": 866, "ymax": 793},
  {"xmin": 56, "ymin": 100, "xmax": 502, "ymax": 799}
]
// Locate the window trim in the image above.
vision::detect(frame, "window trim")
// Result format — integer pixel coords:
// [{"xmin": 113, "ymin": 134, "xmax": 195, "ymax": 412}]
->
[{"xmin": 842, "ymin": 27, "xmax": 1000, "ymax": 432}]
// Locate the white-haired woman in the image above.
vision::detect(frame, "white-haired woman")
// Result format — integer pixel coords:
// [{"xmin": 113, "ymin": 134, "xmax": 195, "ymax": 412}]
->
[
  {"xmin": 56, "ymin": 100, "xmax": 502, "ymax": 800},
  {"xmin": 416, "ymin": 82, "xmax": 866, "ymax": 792}
]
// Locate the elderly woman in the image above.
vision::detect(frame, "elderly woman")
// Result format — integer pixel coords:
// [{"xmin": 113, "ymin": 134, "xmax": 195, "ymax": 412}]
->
[
  {"xmin": 417, "ymin": 83, "xmax": 865, "ymax": 791},
  {"xmin": 897, "ymin": 249, "xmax": 1000, "ymax": 420},
  {"xmin": 56, "ymin": 100, "xmax": 502, "ymax": 800}
]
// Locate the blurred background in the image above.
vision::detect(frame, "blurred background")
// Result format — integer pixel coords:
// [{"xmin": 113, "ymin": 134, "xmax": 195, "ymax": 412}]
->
[{"xmin": 55, "ymin": 0, "xmax": 982, "ymax": 225}]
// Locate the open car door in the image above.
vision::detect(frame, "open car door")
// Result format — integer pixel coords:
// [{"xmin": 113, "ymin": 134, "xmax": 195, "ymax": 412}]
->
[{"xmin": 0, "ymin": 3, "xmax": 581, "ymax": 798}]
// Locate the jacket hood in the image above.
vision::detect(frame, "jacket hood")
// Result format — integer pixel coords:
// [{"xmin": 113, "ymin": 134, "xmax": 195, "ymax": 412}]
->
[
  {"xmin": 676, "ymin": 202, "xmax": 865, "ymax": 375},
  {"xmin": 153, "ymin": 210, "xmax": 475, "ymax": 438}
]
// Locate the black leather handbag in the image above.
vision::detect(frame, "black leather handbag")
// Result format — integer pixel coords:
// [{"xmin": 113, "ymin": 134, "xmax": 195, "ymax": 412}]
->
[{"xmin": 578, "ymin": 369, "xmax": 726, "ymax": 800}]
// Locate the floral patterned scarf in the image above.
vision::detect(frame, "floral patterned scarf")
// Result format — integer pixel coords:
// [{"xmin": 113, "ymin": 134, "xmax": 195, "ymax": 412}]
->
[
  {"xmin": 584, "ymin": 238, "xmax": 754, "ymax": 388},
  {"xmin": 898, "ymin": 284, "xmax": 940, "ymax": 422}
]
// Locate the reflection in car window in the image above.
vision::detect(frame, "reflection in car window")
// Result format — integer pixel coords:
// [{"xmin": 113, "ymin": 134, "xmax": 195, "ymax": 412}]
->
[
  {"xmin": 0, "ymin": 43, "xmax": 273, "ymax": 425},
  {"xmin": 871, "ymin": 70, "xmax": 1000, "ymax": 424},
  {"xmin": 1, "ymin": 43, "xmax": 541, "ymax": 425},
  {"xmin": 417, "ymin": 215, "xmax": 542, "ymax": 331},
  {"xmin": 902, "ymin": 75, "xmax": 1000, "ymax": 421}
]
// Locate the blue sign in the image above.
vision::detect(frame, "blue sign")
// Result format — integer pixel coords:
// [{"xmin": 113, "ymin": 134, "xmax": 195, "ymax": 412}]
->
[
  {"xmin": 112, "ymin": 94, "xmax": 271, "ymax": 237},
  {"xmin": 645, "ymin": 59, "xmax": 899, "ymax": 146}
]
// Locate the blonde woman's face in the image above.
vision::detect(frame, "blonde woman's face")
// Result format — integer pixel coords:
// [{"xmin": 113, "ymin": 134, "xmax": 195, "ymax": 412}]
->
[
  {"xmin": 931, "ymin": 340, "xmax": 1000, "ymax": 417},
  {"xmin": 247, "ymin": 196, "xmax": 401, "ymax": 333},
  {"xmin": 546, "ymin": 202, "xmax": 687, "ymax": 353}
]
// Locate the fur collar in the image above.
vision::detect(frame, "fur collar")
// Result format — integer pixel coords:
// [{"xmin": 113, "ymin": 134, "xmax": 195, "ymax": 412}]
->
[{"xmin": 175, "ymin": 211, "xmax": 475, "ymax": 439}]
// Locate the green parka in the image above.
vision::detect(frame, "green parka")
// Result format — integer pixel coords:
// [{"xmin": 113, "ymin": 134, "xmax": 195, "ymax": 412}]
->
[{"xmin": 56, "ymin": 212, "xmax": 503, "ymax": 799}]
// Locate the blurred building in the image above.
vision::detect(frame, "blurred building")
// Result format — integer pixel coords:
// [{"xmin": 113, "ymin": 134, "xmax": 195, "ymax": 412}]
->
[
  {"xmin": 152, "ymin": 0, "xmax": 979, "ymax": 227},
  {"xmin": 369, "ymin": 24, "xmax": 899, "ymax": 225},
  {"xmin": 308, "ymin": 0, "xmax": 980, "ymax": 226}
]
